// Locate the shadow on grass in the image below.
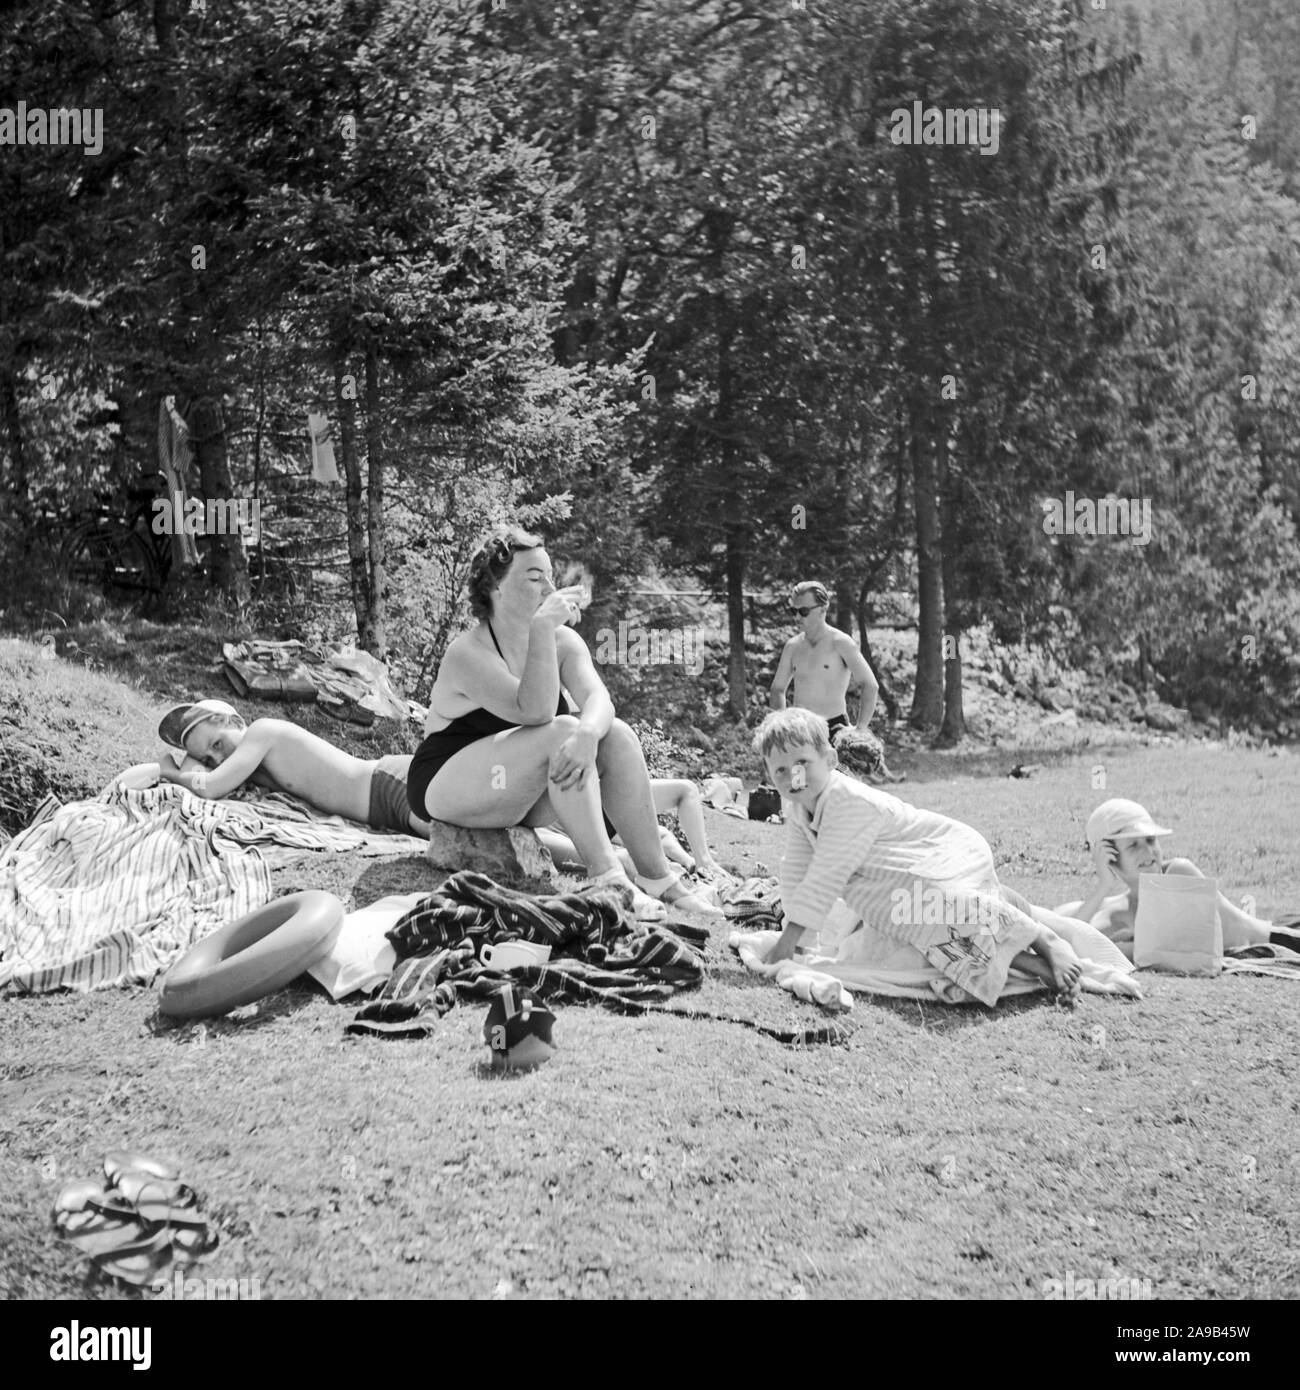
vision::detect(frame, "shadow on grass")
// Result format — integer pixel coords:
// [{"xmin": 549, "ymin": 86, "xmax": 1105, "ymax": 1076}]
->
[
  {"xmin": 145, "ymin": 977, "xmax": 323, "ymax": 1043},
  {"xmin": 859, "ymin": 988, "xmax": 1071, "ymax": 1034},
  {"xmin": 897, "ymin": 739, "xmax": 1147, "ymax": 784}
]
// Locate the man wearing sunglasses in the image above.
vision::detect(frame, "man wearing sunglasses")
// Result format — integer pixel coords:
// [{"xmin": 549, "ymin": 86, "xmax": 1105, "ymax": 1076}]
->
[{"xmin": 768, "ymin": 581, "xmax": 901, "ymax": 782}]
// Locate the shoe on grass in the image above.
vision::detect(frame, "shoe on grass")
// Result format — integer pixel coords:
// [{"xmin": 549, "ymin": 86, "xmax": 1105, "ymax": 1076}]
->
[{"xmin": 637, "ymin": 872, "xmax": 724, "ymax": 918}]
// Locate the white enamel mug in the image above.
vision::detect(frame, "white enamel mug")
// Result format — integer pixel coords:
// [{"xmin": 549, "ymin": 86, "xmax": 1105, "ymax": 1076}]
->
[{"xmin": 480, "ymin": 940, "xmax": 552, "ymax": 971}]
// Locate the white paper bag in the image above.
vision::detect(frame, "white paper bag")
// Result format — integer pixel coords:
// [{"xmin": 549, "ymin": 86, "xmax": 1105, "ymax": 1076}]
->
[{"xmin": 1133, "ymin": 872, "xmax": 1222, "ymax": 976}]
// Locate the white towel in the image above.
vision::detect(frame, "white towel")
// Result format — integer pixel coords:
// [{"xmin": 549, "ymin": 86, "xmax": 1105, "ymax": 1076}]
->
[
  {"xmin": 731, "ymin": 898, "xmax": 1142, "ymax": 1004},
  {"xmin": 730, "ymin": 934, "xmax": 854, "ymax": 1012},
  {"xmin": 307, "ymin": 892, "xmax": 424, "ymax": 1000}
]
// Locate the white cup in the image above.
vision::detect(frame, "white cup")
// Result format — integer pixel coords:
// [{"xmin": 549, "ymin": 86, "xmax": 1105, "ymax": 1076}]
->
[{"xmin": 480, "ymin": 940, "xmax": 552, "ymax": 972}]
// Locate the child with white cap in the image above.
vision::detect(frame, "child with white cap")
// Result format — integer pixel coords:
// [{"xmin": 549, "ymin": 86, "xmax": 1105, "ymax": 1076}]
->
[{"xmin": 1063, "ymin": 796, "xmax": 1300, "ymax": 956}]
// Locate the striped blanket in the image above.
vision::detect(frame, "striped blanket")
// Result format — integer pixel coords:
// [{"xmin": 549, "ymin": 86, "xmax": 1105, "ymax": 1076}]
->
[
  {"xmin": 0, "ymin": 784, "xmax": 420, "ymax": 995},
  {"xmin": 348, "ymin": 871, "xmax": 850, "ymax": 1045},
  {"xmin": 349, "ymin": 871, "xmax": 705, "ymax": 1036}
]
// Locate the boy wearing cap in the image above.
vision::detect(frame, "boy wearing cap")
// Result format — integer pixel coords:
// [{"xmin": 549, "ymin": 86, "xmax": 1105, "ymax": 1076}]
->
[
  {"xmin": 1066, "ymin": 797, "xmax": 1300, "ymax": 955},
  {"xmin": 157, "ymin": 699, "xmax": 428, "ymax": 838}
]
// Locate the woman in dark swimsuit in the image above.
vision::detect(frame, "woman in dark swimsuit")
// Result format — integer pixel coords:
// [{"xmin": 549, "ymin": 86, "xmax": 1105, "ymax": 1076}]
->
[{"xmin": 408, "ymin": 526, "xmax": 719, "ymax": 918}]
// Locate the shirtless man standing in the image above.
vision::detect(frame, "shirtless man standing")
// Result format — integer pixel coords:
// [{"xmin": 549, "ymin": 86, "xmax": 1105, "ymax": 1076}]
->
[
  {"xmin": 768, "ymin": 581, "xmax": 901, "ymax": 782},
  {"xmin": 156, "ymin": 699, "xmax": 429, "ymax": 837}
]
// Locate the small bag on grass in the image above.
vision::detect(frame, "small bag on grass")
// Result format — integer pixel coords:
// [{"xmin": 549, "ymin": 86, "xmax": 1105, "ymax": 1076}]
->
[
  {"xmin": 747, "ymin": 785, "xmax": 782, "ymax": 821},
  {"xmin": 1133, "ymin": 872, "xmax": 1222, "ymax": 977}
]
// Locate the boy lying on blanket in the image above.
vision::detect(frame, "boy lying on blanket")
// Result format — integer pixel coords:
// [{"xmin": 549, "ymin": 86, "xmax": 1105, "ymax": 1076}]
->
[
  {"xmin": 155, "ymin": 699, "xmax": 429, "ymax": 838},
  {"xmin": 754, "ymin": 708, "xmax": 1084, "ymax": 1005}
]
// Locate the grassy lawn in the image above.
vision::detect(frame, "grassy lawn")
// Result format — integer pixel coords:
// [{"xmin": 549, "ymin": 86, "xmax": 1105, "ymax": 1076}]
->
[{"xmin": 2, "ymin": 638, "xmax": 1298, "ymax": 1300}]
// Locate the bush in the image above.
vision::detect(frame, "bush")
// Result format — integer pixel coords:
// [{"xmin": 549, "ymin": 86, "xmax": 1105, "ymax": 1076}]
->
[{"xmin": 0, "ymin": 639, "xmax": 165, "ymax": 836}]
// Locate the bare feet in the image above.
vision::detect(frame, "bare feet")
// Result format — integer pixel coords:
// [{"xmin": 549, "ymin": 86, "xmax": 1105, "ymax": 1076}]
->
[
  {"xmin": 692, "ymin": 859, "xmax": 734, "ymax": 883},
  {"xmin": 1039, "ymin": 935, "xmax": 1083, "ymax": 1001},
  {"xmin": 1016, "ymin": 935, "xmax": 1083, "ymax": 1002}
]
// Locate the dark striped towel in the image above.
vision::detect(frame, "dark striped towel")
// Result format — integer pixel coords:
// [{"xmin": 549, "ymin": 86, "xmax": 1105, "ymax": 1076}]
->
[
  {"xmin": 719, "ymin": 876, "xmax": 785, "ymax": 933},
  {"xmin": 347, "ymin": 871, "xmax": 846, "ymax": 1045},
  {"xmin": 347, "ymin": 872, "xmax": 707, "ymax": 1038}
]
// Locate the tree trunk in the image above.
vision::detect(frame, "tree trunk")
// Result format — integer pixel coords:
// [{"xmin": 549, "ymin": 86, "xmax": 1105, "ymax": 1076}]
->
[
  {"xmin": 936, "ymin": 630, "xmax": 966, "ymax": 747},
  {"xmin": 909, "ymin": 417, "xmax": 945, "ymax": 729},
  {"xmin": 153, "ymin": 0, "xmax": 177, "ymax": 55},
  {"xmin": 937, "ymin": 431, "xmax": 965, "ymax": 745},
  {"xmin": 188, "ymin": 397, "xmax": 250, "ymax": 606},
  {"xmin": 855, "ymin": 578, "xmax": 900, "ymax": 726},
  {"xmin": 335, "ymin": 359, "xmax": 376, "ymax": 650},
  {"xmin": 1136, "ymin": 629, "xmax": 1153, "ymax": 693},
  {"xmin": 715, "ymin": 249, "xmax": 746, "ymax": 719},
  {"xmin": 364, "ymin": 345, "xmax": 386, "ymax": 658},
  {"xmin": 834, "ymin": 576, "xmax": 855, "ymax": 638},
  {"xmin": 725, "ymin": 526, "xmax": 747, "ymax": 719},
  {"xmin": 0, "ymin": 369, "xmax": 32, "ymax": 538},
  {"xmin": 896, "ymin": 148, "xmax": 945, "ymax": 731}
]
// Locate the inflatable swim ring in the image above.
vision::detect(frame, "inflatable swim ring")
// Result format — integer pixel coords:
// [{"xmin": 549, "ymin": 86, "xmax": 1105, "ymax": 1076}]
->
[{"xmin": 159, "ymin": 891, "xmax": 345, "ymax": 1020}]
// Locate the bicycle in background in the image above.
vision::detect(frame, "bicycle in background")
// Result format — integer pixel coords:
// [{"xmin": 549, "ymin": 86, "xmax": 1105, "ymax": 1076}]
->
[{"xmin": 45, "ymin": 474, "xmax": 276, "ymax": 600}]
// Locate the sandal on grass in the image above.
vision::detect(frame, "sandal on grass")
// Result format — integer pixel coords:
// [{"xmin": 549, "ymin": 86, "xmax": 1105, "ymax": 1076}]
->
[
  {"xmin": 171, "ymin": 1223, "xmax": 221, "ymax": 1262},
  {"xmin": 91, "ymin": 1228, "xmax": 175, "ymax": 1288},
  {"xmin": 578, "ymin": 874, "xmax": 668, "ymax": 923},
  {"xmin": 113, "ymin": 1169, "xmax": 199, "ymax": 1215},
  {"xmin": 54, "ymin": 1209, "xmax": 146, "ymax": 1259},
  {"xmin": 637, "ymin": 872, "xmax": 724, "ymax": 918},
  {"xmin": 104, "ymin": 1149, "xmax": 179, "ymax": 1186},
  {"xmin": 53, "ymin": 1151, "xmax": 218, "ymax": 1288}
]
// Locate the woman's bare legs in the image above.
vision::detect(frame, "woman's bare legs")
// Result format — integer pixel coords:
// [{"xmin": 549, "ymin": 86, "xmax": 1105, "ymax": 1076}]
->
[
  {"xmin": 425, "ymin": 716, "xmax": 622, "ymax": 877},
  {"xmin": 658, "ymin": 826, "xmax": 695, "ymax": 870},
  {"xmin": 426, "ymin": 716, "xmax": 719, "ymax": 913},
  {"xmin": 533, "ymin": 825, "xmax": 636, "ymax": 877},
  {"xmin": 591, "ymin": 719, "xmax": 674, "ymax": 881},
  {"xmin": 652, "ymin": 779, "xmax": 721, "ymax": 874},
  {"xmin": 537, "ymin": 822, "xmax": 690, "ymax": 875}
]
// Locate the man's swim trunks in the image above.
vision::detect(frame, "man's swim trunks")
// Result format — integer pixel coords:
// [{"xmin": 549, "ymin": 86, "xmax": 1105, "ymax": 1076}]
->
[
  {"xmin": 370, "ymin": 755, "xmax": 416, "ymax": 832},
  {"xmin": 826, "ymin": 714, "xmax": 850, "ymax": 737}
]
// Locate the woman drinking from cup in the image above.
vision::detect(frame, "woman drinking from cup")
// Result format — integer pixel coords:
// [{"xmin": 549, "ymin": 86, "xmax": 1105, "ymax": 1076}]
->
[{"xmin": 407, "ymin": 526, "xmax": 719, "ymax": 919}]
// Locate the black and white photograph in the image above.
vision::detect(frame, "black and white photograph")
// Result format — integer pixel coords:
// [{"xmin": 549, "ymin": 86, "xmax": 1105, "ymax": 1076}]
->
[{"xmin": 1, "ymin": 0, "xmax": 1297, "ymax": 1332}]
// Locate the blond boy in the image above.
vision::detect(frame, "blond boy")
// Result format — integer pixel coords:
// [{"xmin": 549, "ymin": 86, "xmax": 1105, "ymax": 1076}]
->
[{"xmin": 754, "ymin": 708, "xmax": 1081, "ymax": 1004}]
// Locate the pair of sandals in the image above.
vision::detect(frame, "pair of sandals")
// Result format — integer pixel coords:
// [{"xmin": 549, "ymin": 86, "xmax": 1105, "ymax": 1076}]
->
[
  {"xmin": 52, "ymin": 1151, "xmax": 217, "ymax": 1288},
  {"xmin": 581, "ymin": 870, "xmax": 722, "ymax": 921}
]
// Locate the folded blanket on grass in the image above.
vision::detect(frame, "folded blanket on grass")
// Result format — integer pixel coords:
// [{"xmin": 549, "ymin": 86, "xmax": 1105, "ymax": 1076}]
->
[
  {"xmin": 214, "ymin": 787, "xmax": 425, "ymax": 860},
  {"xmin": 0, "ymin": 784, "xmax": 419, "ymax": 996},
  {"xmin": 1220, "ymin": 943, "xmax": 1300, "ymax": 980},
  {"xmin": 348, "ymin": 871, "xmax": 849, "ymax": 1046}
]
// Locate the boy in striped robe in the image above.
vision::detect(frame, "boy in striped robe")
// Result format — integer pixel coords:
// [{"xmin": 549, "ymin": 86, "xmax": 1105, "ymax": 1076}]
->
[{"xmin": 753, "ymin": 708, "xmax": 1082, "ymax": 1006}]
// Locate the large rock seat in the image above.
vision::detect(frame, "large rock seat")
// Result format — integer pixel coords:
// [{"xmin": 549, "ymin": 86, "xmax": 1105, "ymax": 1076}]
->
[{"xmin": 424, "ymin": 820, "xmax": 558, "ymax": 887}]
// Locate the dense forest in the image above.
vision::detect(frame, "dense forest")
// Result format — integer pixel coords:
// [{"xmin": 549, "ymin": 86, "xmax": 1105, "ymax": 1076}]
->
[{"xmin": 2, "ymin": 0, "xmax": 1298, "ymax": 737}]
